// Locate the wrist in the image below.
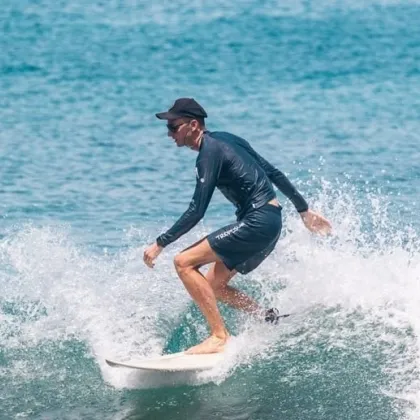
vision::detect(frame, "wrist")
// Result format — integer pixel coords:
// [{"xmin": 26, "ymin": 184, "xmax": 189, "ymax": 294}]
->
[{"xmin": 156, "ymin": 236, "xmax": 166, "ymax": 248}]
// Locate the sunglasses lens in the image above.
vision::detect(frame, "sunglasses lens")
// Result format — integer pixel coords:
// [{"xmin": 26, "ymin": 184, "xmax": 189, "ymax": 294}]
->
[
  {"xmin": 166, "ymin": 124, "xmax": 176, "ymax": 132},
  {"xmin": 167, "ymin": 122, "xmax": 187, "ymax": 133}
]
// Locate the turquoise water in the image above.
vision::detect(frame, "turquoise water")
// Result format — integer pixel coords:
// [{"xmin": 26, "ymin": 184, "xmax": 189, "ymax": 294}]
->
[{"xmin": 1, "ymin": 1, "xmax": 420, "ymax": 418}]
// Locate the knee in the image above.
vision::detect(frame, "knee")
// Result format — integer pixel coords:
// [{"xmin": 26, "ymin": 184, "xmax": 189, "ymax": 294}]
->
[{"xmin": 173, "ymin": 253, "xmax": 191, "ymax": 273}]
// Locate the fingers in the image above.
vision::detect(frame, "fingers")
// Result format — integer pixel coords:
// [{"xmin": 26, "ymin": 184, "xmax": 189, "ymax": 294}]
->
[
  {"xmin": 317, "ymin": 224, "xmax": 331, "ymax": 236},
  {"xmin": 143, "ymin": 251, "xmax": 155, "ymax": 268},
  {"xmin": 305, "ymin": 212, "xmax": 332, "ymax": 235},
  {"xmin": 316, "ymin": 218, "xmax": 332, "ymax": 235}
]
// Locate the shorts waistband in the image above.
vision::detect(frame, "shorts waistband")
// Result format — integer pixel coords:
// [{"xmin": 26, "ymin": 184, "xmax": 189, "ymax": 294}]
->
[{"xmin": 237, "ymin": 199, "xmax": 282, "ymax": 220}]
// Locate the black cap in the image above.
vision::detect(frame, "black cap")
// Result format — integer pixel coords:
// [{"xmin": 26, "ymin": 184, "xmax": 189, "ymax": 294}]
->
[{"xmin": 156, "ymin": 98, "xmax": 208, "ymax": 120}]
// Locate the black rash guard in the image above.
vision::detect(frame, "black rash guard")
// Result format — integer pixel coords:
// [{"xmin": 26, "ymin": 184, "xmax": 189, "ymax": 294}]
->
[{"xmin": 156, "ymin": 131, "xmax": 308, "ymax": 248}]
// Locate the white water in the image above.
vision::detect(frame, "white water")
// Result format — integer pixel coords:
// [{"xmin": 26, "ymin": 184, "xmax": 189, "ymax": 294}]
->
[{"xmin": 1, "ymin": 187, "xmax": 419, "ymax": 417}]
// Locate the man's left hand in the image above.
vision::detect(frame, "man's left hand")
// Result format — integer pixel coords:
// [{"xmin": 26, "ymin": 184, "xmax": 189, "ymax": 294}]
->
[
  {"xmin": 143, "ymin": 243, "xmax": 163, "ymax": 268},
  {"xmin": 300, "ymin": 209, "xmax": 332, "ymax": 236}
]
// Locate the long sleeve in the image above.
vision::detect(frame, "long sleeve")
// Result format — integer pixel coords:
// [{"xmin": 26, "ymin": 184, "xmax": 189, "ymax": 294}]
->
[
  {"xmin": 156, "ymin": 149, "xmax": 222, "ymax": 248},
  {"xmin": 249, "ymin": 148, "xmax": 308, "ymax": 213}
]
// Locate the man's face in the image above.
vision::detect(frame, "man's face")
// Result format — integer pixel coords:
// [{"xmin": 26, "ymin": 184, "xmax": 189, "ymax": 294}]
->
[{"xmin": 166, "ymin": 118, "xmax": 191, "ymax": 147}]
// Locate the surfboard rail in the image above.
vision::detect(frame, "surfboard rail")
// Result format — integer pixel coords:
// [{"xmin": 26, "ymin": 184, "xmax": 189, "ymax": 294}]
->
[{"xmin": 105, "ymin": 351, "xmax": 225, "ymax": 372}]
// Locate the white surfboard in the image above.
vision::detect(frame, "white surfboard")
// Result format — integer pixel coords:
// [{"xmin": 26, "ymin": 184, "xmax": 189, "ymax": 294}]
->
[{"xmin": 105, "ymin": 351, "xmax": 225, "ymax": 372}]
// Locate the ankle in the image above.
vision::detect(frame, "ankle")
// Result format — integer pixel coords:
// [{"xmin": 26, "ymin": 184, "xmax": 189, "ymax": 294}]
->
[{"xmin": 213, "ymin": 330, "xmax": 229, "ymax": 340}]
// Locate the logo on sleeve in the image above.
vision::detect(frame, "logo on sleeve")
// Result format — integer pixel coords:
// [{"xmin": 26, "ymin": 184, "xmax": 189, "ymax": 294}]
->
[{"xmin": 195, "ymin": 167, "xmax": 205, "ymax": 183}]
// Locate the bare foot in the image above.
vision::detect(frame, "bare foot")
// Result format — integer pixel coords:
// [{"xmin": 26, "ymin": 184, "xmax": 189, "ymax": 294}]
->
[{"xmin": 185, "ymin": 334, "xmax": 229, "ymax": 355}]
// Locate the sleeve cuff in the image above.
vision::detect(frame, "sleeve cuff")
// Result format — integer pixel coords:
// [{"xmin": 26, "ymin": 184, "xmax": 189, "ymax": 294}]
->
[
  {"xmin": 156, "ymin": 236, "xmax": 166, "ymax": 248},
  {"xmin": 297, "ymin": 204, "xmax": 309, "ymax": 213}
]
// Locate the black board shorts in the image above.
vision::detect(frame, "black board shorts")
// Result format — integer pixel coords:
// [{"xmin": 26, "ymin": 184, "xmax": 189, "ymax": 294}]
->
[{"xmin": 207, "ymin": 203, "xmax": 282, "ymax": 274}]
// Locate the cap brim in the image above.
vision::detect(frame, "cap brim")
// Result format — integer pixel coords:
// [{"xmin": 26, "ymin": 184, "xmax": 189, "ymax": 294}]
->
[{"xmin": 155, "ymin": 112, "xmax": 182, "ymax": 120}]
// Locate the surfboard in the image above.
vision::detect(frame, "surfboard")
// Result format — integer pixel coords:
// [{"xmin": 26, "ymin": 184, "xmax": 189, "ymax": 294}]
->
[{"xmin": 105, "ymin": 351, "xmax": 225, "ymax": 372}]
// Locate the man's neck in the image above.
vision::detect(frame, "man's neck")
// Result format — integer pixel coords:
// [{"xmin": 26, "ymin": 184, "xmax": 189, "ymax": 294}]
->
[{"xmin": 191, "ymin": 130, "xmax": 204, "ymax": 151}]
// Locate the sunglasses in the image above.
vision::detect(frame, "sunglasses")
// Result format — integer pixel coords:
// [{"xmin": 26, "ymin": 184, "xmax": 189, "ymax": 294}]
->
[{"xmin": 166, "ymin": 122, "xmax": 188, "ymax": 133}]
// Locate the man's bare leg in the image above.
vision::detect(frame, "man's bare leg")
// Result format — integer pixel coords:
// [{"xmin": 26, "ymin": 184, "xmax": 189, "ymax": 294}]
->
[
  {"xmin": 205, "ymin": 262, "xmax": 262, "ymax": 314},
  {"xmin": 205, "ymin": 262, "xmax": 287, "ymax": 324},
  {"xmin": 174, "ymin": 238, "xmax": 229, "ymax": 355}
]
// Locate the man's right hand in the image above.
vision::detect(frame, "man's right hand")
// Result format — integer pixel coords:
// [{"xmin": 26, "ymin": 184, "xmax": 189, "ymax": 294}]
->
[{"xmin": 300, "ymin": 209, "xmax": 332, "ymax": 236}]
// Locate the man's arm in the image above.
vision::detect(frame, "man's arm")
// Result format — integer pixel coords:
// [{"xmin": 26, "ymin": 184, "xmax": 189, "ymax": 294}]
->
[
  {"xmin": 245, "ymin": 143, "xmax": 332, "ymax": 235},
  {"xmin": 156, "ymin": 153, "xmax": 222, "ymax": 248},
  {"xmin": 248, "ymin": 148, "xmax": 308, "ymax": 212},
  {"xmin": 253, "ymin": 150, "xmax": 332, "ymax": 235}
]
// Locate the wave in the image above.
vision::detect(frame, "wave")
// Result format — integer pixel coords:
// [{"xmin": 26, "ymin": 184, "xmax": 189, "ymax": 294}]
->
[{"xmin": 1, "ymin": 185, "xmax": 419, "ymax": 418}]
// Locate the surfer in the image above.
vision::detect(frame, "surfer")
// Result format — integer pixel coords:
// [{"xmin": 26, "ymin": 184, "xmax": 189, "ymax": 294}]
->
[{"xmin": 143, "ymin": 98, "xmax": 332, "ymax": 355}]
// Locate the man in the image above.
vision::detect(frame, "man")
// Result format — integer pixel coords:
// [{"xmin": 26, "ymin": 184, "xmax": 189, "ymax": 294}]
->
[{"xmin": 144, "ymin": 98, "xmax": 331, "ymax": 355}]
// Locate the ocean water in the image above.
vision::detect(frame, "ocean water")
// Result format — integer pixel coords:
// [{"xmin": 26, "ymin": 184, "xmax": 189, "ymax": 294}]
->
[{"xmin": 1, "ymin": 0, "xmax": 420, "ymax": 419}]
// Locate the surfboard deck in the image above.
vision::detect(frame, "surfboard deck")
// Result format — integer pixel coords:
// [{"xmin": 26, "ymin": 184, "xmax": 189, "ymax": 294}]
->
[{"xmin": 105, "ymin": 351, "xmax": 224, "ymax": 372}]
